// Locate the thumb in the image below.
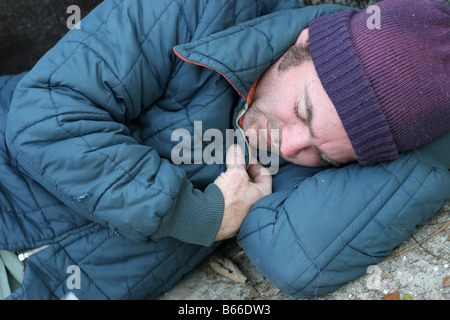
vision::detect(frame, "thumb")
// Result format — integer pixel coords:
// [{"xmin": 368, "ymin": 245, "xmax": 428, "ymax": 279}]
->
[
  {"xmin": 248, "ymin": 162, "xmax": 272, "ymax": 195},
  {"xmin": 225, "ymin": 144, "xmax": 246, "ymax": 170}
]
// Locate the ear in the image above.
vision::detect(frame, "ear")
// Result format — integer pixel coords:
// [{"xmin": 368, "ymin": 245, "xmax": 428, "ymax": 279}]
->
[{"xmin": 295, "ymin": 28, "xmax": 309, "ymax": 45}]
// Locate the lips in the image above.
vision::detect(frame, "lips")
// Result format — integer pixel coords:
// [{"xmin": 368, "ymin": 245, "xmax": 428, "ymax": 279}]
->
[{"xmin": 266, "ymin": 120, "xmax": 272, "ymax": 148}]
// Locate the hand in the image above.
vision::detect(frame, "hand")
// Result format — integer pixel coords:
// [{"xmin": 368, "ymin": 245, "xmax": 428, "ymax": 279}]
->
[{"xmin": 213, "ymin": 144, "xmax": 272, "ymax": 241}]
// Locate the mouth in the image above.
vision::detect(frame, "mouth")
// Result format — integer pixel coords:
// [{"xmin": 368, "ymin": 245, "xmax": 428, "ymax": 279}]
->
[{"xmin": 266, "ymin": 120, "xmax": 272, "ymax": 148}]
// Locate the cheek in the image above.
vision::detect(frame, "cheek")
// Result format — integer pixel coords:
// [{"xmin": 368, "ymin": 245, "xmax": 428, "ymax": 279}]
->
[{"xmin": 243, "ymin": 104, "xmax": 262, "ymax": 130}]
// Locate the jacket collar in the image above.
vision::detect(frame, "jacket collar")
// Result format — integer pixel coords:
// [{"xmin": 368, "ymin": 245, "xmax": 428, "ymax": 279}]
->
[{"xmin": 173, "ymin": 5, "xmax": 344, "ymax": 104}]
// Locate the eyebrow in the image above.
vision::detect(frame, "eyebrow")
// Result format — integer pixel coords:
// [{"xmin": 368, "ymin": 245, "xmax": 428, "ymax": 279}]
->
[
  {"xmin": 301, "ymin": 85, "xmax": 343, "ymax": 167},
  {"xmin": 302, "ymin": 84, "xmax": 315, "ymax": 138}
]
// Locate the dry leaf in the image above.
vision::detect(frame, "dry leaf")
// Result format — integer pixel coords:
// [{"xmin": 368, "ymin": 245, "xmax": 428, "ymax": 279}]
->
[
  {"xmin": 382, "ymin": 273, "xmax": 394, "ymax": 280},
  {"xmin": 443, "ymin": 275, "xmax": 450, "ymax": 287},
  {"xmin": 263, "ymin": 284, "xmax": 281, "ymax": 296},
  {"xmin": 210, "ymin": 257, "xmax": 247, "ymax": 284},
  {"xmin": 231, "ymin": 250, "xmax": 246, "ymax": 260},
  {"xmin": 402, "ymin": 293, "xmax": 413, "ymax": 300},
  {"xmin": 381, "ymin": 292, "xmax": 400, "ymax": 300},
  {"xmin": 249, "ymin": 285, "xmax": 259, "ymax": 298}
]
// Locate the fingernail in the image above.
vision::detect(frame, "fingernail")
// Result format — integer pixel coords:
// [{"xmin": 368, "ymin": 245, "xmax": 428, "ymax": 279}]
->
[{"xmin": 233, "ymin": 144, "xmax": 243, "ymax": 155}]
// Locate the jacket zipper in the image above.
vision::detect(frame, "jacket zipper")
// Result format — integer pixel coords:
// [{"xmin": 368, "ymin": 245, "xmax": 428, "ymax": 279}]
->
[
  {"xmin": 18, "ymin": 244, "xmax": 51, "ymax": 262},
  {"xmin": 235, "ymin": 102, "xmax": 252, "ymax": 168}
]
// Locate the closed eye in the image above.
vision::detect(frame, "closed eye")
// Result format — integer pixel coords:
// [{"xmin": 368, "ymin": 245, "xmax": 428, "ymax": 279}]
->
[
  {"xmin": 295, "ymin": 85, "xmax": 313, "ymax": 135},
  {"xmin": 295, "ymin": 100, "xmax": 307, "ymax": 124},
  {"xmin": 296, "ymin": 84, "xmax": 343, "ymax": 167}
]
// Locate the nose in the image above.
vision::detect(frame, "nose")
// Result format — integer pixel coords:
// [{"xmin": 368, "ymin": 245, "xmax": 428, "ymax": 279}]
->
[{"xmin": 280, "ymin": 124, "xmax": 309, "ymax": 157}]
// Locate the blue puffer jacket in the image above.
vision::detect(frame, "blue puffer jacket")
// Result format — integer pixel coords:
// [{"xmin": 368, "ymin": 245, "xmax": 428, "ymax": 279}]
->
[{"xmin": 1, "ymin": 0, "xmax": 449, "ymax": 300}]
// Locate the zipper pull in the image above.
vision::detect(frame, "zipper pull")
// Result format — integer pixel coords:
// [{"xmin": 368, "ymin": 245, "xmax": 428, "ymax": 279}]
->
[
  {"xmin": 18, "ymin": 252, "xmax": 31, "ymax": 262},
  {"xmin": 18, "ymin": 244, "xmax": 51, "ymax": 262}
]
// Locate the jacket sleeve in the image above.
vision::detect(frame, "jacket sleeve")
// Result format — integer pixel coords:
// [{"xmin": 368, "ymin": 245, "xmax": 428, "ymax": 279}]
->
[
  {"xmin": 5, "ymin": 0, "xmax": 224, "ymax": 245},
  {"xmin": 237, "ymin": 151, "xmax": 450, "ymax": 298}
]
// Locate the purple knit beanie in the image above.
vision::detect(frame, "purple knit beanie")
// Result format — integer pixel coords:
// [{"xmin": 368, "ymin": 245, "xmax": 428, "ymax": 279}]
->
[{"xmin": 308, "ymin": 0, "xmax": 450, "ymax": 165}]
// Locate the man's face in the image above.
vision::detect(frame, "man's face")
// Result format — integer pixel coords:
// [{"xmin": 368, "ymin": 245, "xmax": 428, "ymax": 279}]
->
[{"xmin": 242, "ymin": 29, "xmax": 356, "ymax": 167}]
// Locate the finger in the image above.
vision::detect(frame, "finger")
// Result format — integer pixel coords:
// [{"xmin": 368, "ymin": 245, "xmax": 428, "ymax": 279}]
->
[
  {"xmin": 225, "ymin": 144, "xmax": 246, "ymax": 170},
  {"xmin": 248, "ymin": 161, "xmax": 272, "ymax": 190}
]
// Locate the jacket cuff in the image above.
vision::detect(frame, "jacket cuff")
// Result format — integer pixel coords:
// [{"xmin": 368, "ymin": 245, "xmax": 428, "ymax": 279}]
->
[{"xmin": 151, "ymin": 178, "xmax": 224, "ymax": 247}]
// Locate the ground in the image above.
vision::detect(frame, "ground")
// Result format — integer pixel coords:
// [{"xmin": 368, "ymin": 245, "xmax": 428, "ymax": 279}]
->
[{"xmin": 159, "ymin": 201, "xmax": 450, "ymax": 300}]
